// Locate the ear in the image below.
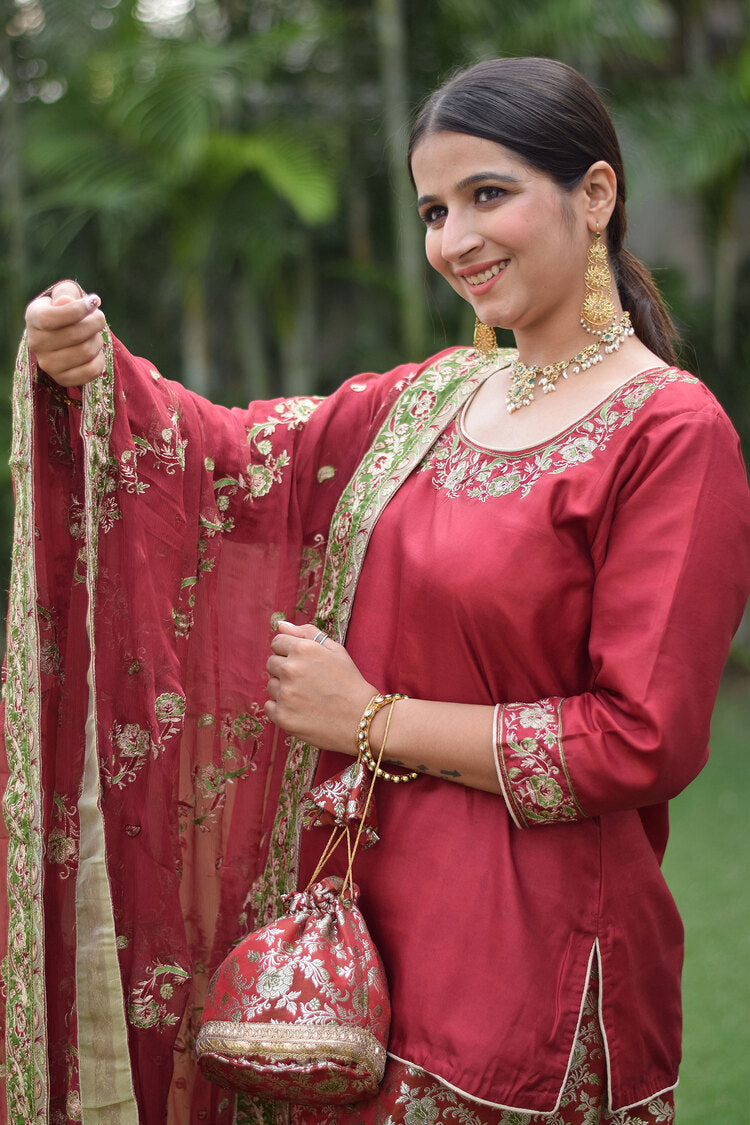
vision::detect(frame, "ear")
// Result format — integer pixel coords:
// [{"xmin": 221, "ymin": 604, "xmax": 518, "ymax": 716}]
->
[{"xmin": 581, "ymin": 161, "xmax": 617, "ymax": 230}]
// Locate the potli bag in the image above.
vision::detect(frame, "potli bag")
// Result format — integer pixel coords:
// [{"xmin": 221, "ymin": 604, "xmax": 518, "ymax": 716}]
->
[{"xmin": 196, "ymin": 697, "xmax": 414, "ymax": 1104}]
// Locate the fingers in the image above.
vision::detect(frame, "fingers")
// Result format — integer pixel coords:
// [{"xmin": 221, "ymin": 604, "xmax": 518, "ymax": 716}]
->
[
  {"xmin": 38, "ymin": 336, "xmax": 107, "ymax": 387},
  {"xmin": 274, "ymin": 620, "xmax": 335, "ymax": 648},
  {"xmin": 51, "ymin": 279, "xmax": 85, "ymax": 303},
  {"xmin": 26, "ymin": 288, "xmax": 100, "ymax": 330},
  {"xmin": 265, "ymin": 654, "xmax": 285, "ymax": 679},
  {"xmin": 26, "ymin": 283, "xmax": 107, "ymax": 387}
]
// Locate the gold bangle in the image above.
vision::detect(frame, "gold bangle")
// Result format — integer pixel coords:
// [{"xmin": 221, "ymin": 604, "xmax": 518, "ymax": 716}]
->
[{"xmin": 356, "ymin": 693, "xmax": 419, "ymax": 783}]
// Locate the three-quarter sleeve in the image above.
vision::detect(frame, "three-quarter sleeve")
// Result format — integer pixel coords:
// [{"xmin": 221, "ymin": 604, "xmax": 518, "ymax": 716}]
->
[{"xmin": 494, "ymin": 404, "xmax": 750, "ymax": 828}]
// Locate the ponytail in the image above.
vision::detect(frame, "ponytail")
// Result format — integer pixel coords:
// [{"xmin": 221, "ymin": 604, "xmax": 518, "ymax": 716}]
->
[
  {"xmin": 613, "ymin": 250, "xmax": 679, "ymax": 366},
  {"xmin": 608, "ymin": 188, "xmax": 679, "ymax": 365}
]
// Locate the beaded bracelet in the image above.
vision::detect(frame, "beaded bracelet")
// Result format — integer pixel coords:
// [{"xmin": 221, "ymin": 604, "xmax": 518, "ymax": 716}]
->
[{"xmin": 357, "ymin": 693, "xmax": 420, "ymax": 783}]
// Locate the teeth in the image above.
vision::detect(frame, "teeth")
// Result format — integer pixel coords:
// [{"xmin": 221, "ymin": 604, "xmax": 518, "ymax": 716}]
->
[{"xmin": 465, "ymin": 263, "xmax": 504, "ymax": 285}]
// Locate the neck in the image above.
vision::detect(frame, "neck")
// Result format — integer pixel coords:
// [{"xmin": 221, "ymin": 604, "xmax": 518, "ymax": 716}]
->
[
  {"xmin": 505, "ymin": 312, "xmax": 634, "ymax": 414},
  {"xmin": 512, "ymin": 300, "xmax": 626, "ymax": 369}
]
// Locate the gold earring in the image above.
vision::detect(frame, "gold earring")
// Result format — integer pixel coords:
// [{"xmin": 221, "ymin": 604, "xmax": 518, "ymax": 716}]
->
[
  {"xmin": 473, "ymin": 317, "xmax": 498, "ymax": 359},
  {"xmin": 581, "ymin": 226, "xmax": 615, "ymax": 334}
]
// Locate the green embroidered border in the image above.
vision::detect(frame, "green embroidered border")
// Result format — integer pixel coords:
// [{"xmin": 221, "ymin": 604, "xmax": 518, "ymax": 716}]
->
[
  {"xmin": 3, "ymin": 335, "xmax": 51, "ymax": 1123},
  {"xmin": 240, "ymin": 347, "xmax": 504, "ymax": 1125},
  {"xmin": 250, "ymin": 348, "xmax": 503, "ymax": 928},
  {"xmin": 316, "ymin": 349, "xmax": 508, "ymax": 642}
]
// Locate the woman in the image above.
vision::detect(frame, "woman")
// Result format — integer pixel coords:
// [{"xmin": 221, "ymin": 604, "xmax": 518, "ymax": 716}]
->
[{"xmin": 8, "ymin": 57, "xmax": 750, "ymax": 1125}]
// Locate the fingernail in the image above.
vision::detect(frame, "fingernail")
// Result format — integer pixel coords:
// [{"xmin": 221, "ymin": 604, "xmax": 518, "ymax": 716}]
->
[{"xmin": 86, "ymin": 294, "xmax": 101, "ymax": 310}]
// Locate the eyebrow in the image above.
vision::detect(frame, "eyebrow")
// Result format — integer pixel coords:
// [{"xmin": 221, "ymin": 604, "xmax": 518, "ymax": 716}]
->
[{"xmin": 417, "ymin": 171, "xmax": 523, "ymax": 209}]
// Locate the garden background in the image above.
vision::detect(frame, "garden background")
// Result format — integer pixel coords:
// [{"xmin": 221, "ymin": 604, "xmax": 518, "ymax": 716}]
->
[{"xmin": 1, "ymin": 2, "xmax": 748, "ymax": 1122}]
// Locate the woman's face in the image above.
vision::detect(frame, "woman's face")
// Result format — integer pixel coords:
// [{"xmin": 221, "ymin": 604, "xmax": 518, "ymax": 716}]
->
[{"xmin": 411, "ymin": 130, "xmax": 593, "ymax": 339}]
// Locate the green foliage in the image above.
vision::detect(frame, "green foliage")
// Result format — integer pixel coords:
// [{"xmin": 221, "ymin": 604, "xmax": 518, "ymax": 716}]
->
[
  {"xmin": 663, "ymin": 682, "xmax": 750, "ymax": 1124},
  {"xmin": 0, "ymin": 0, "xmax": 748, "ymax": 411}
]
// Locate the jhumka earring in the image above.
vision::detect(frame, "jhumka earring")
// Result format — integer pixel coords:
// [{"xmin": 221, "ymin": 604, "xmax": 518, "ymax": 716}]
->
[
  {"xmin": 581, "ymin": 225, "xmax": 615, "ymax": 334},
  {"xmin": 473, "ymin": 317, "xmax": 498, "ymax": 360}
]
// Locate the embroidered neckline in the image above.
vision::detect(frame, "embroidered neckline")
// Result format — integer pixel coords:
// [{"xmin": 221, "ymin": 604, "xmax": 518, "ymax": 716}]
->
[
  {"xmin": 421, "ymin": 365, "xmax": 698, "ymax": 504},
  {"xmin": 458, "ymin": 365, "xmax": 675, "ymax": 458}
]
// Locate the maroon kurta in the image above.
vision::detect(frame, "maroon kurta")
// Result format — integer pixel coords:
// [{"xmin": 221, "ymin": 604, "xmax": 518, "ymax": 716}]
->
[
  {"xmin": 298, "ymin": 365, "xmax": 750, "ymax": 1112},
  {"xmin": 2, "ymin": 338, "xmax": 749, "ymax": 1125}
]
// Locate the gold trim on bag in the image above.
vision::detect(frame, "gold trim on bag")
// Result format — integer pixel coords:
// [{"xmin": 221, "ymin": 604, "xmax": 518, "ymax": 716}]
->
[{"xmin": 197, "ymin": 1020, "xmax": 386, "ymax": 1076}]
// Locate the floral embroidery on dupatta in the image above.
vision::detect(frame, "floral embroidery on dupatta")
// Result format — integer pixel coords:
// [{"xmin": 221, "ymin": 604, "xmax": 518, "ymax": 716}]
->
[
  {"xmin": 420, "ymin": 368, "xmax": 697, "ymax": 501},
  {"xmin": 37, "ymin": 604, "xmax": 63, "ymax": 681},
  {"xmin": 296, "ymin": 534, "xmax": 327, "ymax": 617},
  {"xmin": 179, "ymin": 707, "xmax": 266, "ymax": 830},
  {"xmin": 212, "ymin": 397, "xmax": 323, "ymax": 532},
  {"xmin": 103, "ymin": 690, "xmax": 187, "ymax": 789},
  {"xmin": 48, "ymin": 794, "xmax": 79, "ymax": 878},
  {"xmin": 494, "ymin": 700, "xmax": 584, "ymax": 828},
  {"xmin": 128, "ymin": 962, "xmax": 191, "ymax": 1031},
  {"xmin": 118, "ymin": 402, "xmax": 187, "ymax": 495}
]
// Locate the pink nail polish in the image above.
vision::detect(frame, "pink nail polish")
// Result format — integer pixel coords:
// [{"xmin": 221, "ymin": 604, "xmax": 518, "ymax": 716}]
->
[{"xmin": 86, "ymin": 294, "xmax": 101, "ymax": 310}]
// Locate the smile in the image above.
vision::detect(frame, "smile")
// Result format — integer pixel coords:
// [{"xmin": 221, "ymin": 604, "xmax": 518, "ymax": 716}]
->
[{"xmin": 462, "ymin": 262, "xmax": 507, "ymax": 287}]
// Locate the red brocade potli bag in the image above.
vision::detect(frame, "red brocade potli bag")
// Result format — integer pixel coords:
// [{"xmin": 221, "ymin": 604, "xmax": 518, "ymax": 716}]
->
[
  {"xmin": 196, "ymin": 873, "xmax": 390, "ymax": 1103},
  {"xmin": 196, "ymin": 696, "xmax": 414, "ymax": 1104}
]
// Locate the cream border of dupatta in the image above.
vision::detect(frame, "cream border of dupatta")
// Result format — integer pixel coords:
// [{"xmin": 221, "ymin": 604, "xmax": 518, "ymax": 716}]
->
[{"xmin": 75, "ymin": 331, "xmax": 139, "ymax": 1123}]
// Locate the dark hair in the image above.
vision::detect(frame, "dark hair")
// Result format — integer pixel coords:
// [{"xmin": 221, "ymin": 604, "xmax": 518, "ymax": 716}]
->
[{"xmin": 409, "ymin": 57, "xmax": 678, "ymax": 364}]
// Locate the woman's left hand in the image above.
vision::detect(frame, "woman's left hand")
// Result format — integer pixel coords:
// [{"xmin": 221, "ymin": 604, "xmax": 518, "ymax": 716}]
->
[{"xmin": 264, "ymin": 621, "xmax": 376, "ymax": 754}]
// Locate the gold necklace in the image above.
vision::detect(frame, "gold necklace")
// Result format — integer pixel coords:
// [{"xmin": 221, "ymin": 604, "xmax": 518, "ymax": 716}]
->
[{"xmin": 505, "ymin": 312, "xmax": 634, "ymax": 414}]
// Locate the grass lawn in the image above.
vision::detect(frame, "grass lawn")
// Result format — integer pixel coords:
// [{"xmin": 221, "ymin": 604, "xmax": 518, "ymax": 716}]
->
[{"xmin": 661, "ymin": 679, "xmax": 749, "ymax": 1124}]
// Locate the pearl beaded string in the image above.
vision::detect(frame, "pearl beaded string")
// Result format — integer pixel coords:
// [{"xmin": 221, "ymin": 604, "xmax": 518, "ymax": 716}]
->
[{"xmin": 505, "ymin": 312, "xmax": 634, "ymax": 414}]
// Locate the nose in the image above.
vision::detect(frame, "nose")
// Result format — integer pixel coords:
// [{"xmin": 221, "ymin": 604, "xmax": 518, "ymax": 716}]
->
[{"xmin": 439, "ymin": 210, "xmax": 484, "ymax": 262}]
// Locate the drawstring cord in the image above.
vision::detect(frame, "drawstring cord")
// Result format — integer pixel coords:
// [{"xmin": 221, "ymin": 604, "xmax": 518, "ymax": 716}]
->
[{"xmin": 303, "ymin": 699, "xmax": 398, "ymax": 901}]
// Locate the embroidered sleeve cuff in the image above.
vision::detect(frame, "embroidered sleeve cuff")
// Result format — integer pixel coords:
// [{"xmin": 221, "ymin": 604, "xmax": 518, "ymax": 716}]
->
[{"xmin": 493, "ymin": 699, "xmax": 586, "ymax": 828}]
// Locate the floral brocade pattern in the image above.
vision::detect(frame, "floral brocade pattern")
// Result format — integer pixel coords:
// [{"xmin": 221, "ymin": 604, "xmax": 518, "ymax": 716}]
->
[
  {"xmin": 419, "ymin": 367, "xmax": 696, "ymax": 502},
  {"xmin": 198, "ymin": 877, "xmax": 390, "ymax": 1104},
  {"xmin": 286, "ymin": 970, "xmax": 675, "ymax": 1125},
  {"xmin": 495, "ymin": 701, "xmax": 584, "ymax": 829}
]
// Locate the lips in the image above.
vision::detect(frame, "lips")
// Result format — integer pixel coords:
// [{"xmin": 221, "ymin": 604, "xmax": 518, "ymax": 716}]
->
[{"xmin": 456, "ymin": 261, "xmax": 508, "ymax": 293}]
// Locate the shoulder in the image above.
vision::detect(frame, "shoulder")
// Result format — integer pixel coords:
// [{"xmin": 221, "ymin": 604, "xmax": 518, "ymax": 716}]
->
[
  {"xmin": 614, "ymin": 366, "xmax": 742, "ymax": 449},
  {"xmin": 607, "ymin": 367, "xmax": 749, "ymax": 515}
]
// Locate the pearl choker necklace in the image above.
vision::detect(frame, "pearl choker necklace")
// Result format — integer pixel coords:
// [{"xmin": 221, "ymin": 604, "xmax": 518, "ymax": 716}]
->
[{"xmin": 506, "ymin": 312, "xmax": 634, "ymax": 414}]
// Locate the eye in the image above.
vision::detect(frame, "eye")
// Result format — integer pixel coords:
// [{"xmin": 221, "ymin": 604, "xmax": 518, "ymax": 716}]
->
[
  {"xmin": 475, "ymin": 185, "xmax": 505, "ymax": 204},
  {"xmin": 419, "ymin": 204, "xmax": 447, "ymax": 227}
]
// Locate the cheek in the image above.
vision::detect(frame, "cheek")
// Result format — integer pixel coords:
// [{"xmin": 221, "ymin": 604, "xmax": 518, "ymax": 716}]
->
[
  {"xmin": 424, "ymin": 232, "xmax": 445, "ymax": 275},
  {"xmin": 425, "ymin": 234, "xmax": 462, "ymax": 296}
]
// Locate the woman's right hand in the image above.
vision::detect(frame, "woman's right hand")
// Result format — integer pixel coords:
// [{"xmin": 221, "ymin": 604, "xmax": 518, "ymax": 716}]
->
[{"xmin": 25, "ymin": 280, "xmax": 107, "ymax": 387}]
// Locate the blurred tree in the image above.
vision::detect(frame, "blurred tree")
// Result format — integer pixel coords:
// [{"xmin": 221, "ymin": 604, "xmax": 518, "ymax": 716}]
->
[
  {"xmin": 0, "ymin": 0, "xmax": 748, "ymax": 410},
  {"xmin": 617, "ymin": 0, "xmax": 750, "ymax": 442}
]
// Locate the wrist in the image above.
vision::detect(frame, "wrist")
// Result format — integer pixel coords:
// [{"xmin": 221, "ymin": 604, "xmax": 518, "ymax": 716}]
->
[{"xmin": 357, "ymin": 693, "xmax": 419, "ymax": 784}]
